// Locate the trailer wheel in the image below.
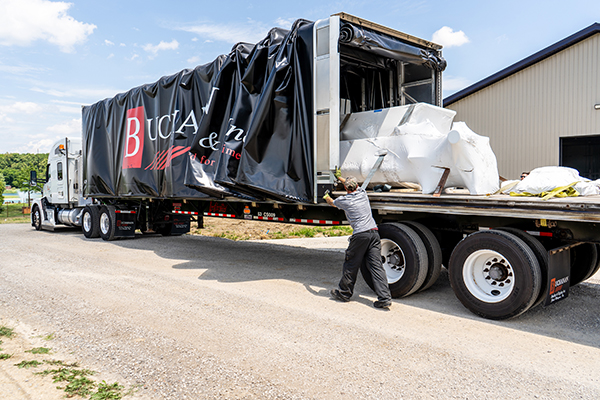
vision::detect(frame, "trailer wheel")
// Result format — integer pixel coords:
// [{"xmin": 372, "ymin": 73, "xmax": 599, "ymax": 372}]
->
[
  {"xmin": 402, "ymin": 221, "xmax": 443, "ymax": 292},
  {"xmin": 361, "ymin": 223, "xmax": 428, "ymax": 298},
  {"xmin": 82, "ymin": 206, "xmax": 100, "ymax": 238},
  {"xmin": 32, "ymin": 205, "xmax": 42, "ymax": 231},
  {"xmin": 570, "ymin": 243, "xmax": 599, "ymax": 285},
  {"xmin": 586, "ymin": 244, "xmax": 600, "ymax": 281},
  {"xmin": 449, "ymin": 230, "xmax": 542, "ymax": 320},
  {"xmin": 497, "ymin": 227, "xmax": 548, "ymax": 308},
  {"xmin": 99, "ymin": 205, "xmax": 116, "ymax": 241}
]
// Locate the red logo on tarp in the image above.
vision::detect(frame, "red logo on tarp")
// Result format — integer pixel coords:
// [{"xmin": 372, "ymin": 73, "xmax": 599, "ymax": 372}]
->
[{"xmin": 123, "ymin": 106, "xmax": 145, "ymax": 169}]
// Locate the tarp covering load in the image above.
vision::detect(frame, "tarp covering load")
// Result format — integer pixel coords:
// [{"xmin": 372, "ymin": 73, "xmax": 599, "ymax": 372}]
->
[
  {"xmin": 83, "ymin": 19, "xmax": 314, "ymax": 202},
  {"xmin": 339, "ymin": 23, "xmax": 447, "ymax": 72},
  {"xmin": 339, "ymin": 104, "xmax": 500, "ymax": 195}
]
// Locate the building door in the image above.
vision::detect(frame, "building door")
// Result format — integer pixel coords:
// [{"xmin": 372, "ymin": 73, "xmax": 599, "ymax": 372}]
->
[{"xmin": 560, "ymin": 135, "xmax": 600, "ymax": 180}]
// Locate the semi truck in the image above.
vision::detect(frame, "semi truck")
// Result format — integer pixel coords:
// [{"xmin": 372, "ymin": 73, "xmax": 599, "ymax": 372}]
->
[{"xmin": 31, "ymin": 13, "xmax": 600, "ymax": 320}]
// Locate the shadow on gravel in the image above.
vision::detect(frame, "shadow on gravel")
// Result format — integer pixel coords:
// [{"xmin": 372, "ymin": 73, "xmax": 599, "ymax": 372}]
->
[{"xmin": 55, "ymin": 228, "xmax": 600, "ymax": 350}]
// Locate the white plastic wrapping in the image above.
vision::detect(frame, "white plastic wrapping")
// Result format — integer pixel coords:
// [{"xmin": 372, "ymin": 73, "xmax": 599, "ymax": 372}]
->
[
  {"xmin": 339, "ymin": 104, "xmax": 500, "ymax": 195},
  {"xmin": 508, "ymin": 166, "xmax": 600, "ymax": 196}
]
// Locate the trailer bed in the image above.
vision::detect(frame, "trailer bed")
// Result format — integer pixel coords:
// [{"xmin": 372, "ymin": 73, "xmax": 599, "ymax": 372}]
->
[{"xmin": 362, "ymin": 191, "xmax": 600, "ymax": 223}]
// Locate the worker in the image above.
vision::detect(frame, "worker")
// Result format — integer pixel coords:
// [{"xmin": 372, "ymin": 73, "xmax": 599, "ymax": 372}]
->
[
  {"xmin": 323, "ymin": 169, "xmax": 392, "ymax": 309},
  {"xmin": 520, "ymin": 172, "xmax": 530, "ymax": 180}
]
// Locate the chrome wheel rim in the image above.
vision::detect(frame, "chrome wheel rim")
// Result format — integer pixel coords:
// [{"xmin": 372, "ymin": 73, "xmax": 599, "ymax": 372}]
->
[
  {"xmin": 100, "ymin": 212, "xmax": 110, "ymax": 235},
  {"xmin": 381, "ymin": 238, "xmax": 406, "ymax": 284}
]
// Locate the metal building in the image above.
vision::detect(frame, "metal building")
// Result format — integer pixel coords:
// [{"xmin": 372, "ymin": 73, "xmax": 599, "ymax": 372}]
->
[{"xmin": 444, "ymin": 23, "xmax": 600, "ymax": 181}]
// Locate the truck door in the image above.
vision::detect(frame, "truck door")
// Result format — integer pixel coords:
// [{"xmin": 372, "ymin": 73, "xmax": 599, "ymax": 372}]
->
[{"xmin": 47, "ymin": 140, "xmax": 67, "ymax": 204}]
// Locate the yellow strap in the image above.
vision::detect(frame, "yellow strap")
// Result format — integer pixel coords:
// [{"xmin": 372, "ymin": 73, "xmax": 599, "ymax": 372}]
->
[{"xmin": 510, "ymin": 182, "xmax": 579, "ymax": 200}]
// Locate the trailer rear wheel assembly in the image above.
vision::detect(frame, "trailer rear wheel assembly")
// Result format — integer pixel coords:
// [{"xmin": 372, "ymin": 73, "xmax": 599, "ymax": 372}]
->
[
  {"xmin": 449, "ymin": 230, "xmax": 542, "ymax": 320},
  {"xmin": 402, "ymin": 221, "xmax": 443, "ymax": 292},
  {"xmin": 570, "ymin": 243, "xmax": 599, "ymax": 285},
  {"xmin": 496, "ymin": 227, "xmax": 548, "ymax": 308},
  {"xmin": 82, "ymin": 205, "xmax": 100, "ymax": 238},
  {"xmin": 361, "ymin": 222, "xmax": 428, "ymax": 298},
  {"xmin": 99, "ymin": 205, "xmax": 117, "ymax": 241}
]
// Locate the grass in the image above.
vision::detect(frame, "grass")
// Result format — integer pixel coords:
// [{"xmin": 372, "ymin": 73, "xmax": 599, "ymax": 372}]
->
[
  {"xmin": 209, "ymin": 225, "xmax": 353, "ymax": 241},
  {"xmin": 15, "ymin": 360, "xmax": 43, "ymax": 368},
  {"xmin": 26, "ymin": 346, "xmax": 51, "ymax": 354},
  {"xmin": 0, "ymin": 202, "xmax": 31, "ymax": 224},
  {"xmin": 0, "ymin": 326, "xmax": 16, "ymax": 338},
  {"xmin": 0, "ymin": 325, "xmax": 132, "ymax": 399}
]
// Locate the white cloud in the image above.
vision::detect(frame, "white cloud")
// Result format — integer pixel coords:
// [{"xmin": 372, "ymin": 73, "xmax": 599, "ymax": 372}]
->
[
  {"xmin": 18, "ymin": 138, "xmax": 61, "ymax": 153},
  {"xmin": 191, "ymin": 37, "xmax": 198, "ymax": 42},
  {"xmin": 142, "ymin": 39, "xmax": 179, "ymax": 58},
  {"xmin": 120, "ymin": 43, "xmax": 126, "ymax": 47},
  {"xmin": 442, "ymin": 76, "xmax": 472, "ymax": 93},
  {"xmin": 187, "ymin": 56, "xmax": 201, "ymax": 65},
  {"xmin": 178, "ymin": 21, "xmax": 268, "ymax": 44},
  {"xmin": 432, "ymin": 26, "xmax": 469, "ymax": 48},
  {"xmin": 0, "ymin": 0, "xmax": 96, "ymax": 53},
  {"xmin": 104, "ymin": 39, "xmax": 114, "ymax": 46},
  {"xmin": 275, "ymin": 18, "xmax": 296, "ymax": 29},
  {"xmin": 47, "ymin": 118, "xmax": 81, "ymax": 135},
  {"xmin": 0, "ymin": 101, "xmax": 43, "ymax": 123},
  {"xmin": 107, "ymin": 53, "xmax": 114, "ymax": 59}
]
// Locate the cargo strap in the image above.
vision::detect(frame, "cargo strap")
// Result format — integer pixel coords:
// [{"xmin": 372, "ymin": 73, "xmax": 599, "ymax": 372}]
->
[
  {"xmin": 361, "ymin": 152, "xmax": 387, "ymax": 190},
  {"xmin": 510, "ymin": 181, "xmax": 580, "ymax": 200}
]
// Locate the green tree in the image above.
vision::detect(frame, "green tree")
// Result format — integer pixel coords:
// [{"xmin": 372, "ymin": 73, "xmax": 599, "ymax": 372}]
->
[{"xmin": 0, "ymin": 172, "xmax": 5, "ymax": 213}]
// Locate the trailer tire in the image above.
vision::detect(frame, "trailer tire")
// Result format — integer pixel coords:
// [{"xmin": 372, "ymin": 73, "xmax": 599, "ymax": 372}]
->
[
  {"xmin": 402, "ymin": 221, "xmax": 443, "ymax": 292},
  {"xmin": 99, "ymin": 205, "xmax": 117, "ymax": 241},
  {"xmin": 449, "ymin": 230, "xmax": 542, "ymax": 320},
  {"xmin": 82, "ymin": 206, "xmax": 100, "ymax": 238},
  {"xmin": 586, "ymin": 244, "xmax": 600, "ymax": 281},
  {"xmin": 361, "ymin": 223, "xmax": 428, "ymax": 298},
  {"xmin": 497, "ymin": 227, "xmax": 548, "ymax": 308},
  {"xmin": 32, "ymin": 205, "xmax": 42, "ymax": 231},
  {"xmin": 570, "ymin": 243, "xmax": 599, "ymax": 285}
]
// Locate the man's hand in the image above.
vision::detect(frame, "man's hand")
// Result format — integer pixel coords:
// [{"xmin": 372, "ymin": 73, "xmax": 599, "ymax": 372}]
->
[
  {"xmin": 323, "ymin": 190, "xmax": 335, "ymax": 207},
  {"xmin": 334, "ymin": 167, "xmax": 342, "ymax": 179}
]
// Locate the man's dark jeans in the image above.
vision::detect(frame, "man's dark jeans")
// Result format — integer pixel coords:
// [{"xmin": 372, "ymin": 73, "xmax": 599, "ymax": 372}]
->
[{"xmin": 338, "ymin": 229, "xmax": 391, "ymax": 302}]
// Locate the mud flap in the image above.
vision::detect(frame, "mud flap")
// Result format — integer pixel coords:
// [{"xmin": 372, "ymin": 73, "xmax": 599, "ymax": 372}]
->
[
  {"xmin": 170, "ymin": 214, "xmax": 191, "ymax": 235},
  {"xmin": 114, "ymin": 210, "xmax": 136, "ymax": 238},
  {"xmin": 544, "ymin": 245, "xmax": 572, "ymax": 306}
]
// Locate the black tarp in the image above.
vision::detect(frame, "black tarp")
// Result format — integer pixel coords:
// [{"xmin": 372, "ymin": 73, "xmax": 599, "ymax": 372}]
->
[
  {"xmin": 83, "ymin": 19, "xmax": 314, "ymax": 203},
  {"xmin": 339, "ymin": 23, "xmax": 446, "ymax": 72}
]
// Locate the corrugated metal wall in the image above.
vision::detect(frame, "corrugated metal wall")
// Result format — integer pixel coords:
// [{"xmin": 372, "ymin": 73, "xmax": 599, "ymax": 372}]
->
[{"xmin": 446, "ymin": 33, "xmax": 600, "ymax": 180}]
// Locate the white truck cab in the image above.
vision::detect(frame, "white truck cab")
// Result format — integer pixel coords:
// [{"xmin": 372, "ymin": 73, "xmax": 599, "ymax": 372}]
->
[{"xmin": 32, "ymin": 137, "xmax": 89, "ymax": 230}]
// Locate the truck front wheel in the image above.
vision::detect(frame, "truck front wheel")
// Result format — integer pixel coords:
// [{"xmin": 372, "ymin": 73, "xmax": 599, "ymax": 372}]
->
[
  {"xmin": 82, "ymin": 206, "xmax": 100, "ymax": 238},
  {"xmin": 32, "ymin": 205, "xmax": 42, "ymax": 231},
  {"xmin": 449, "ymin": 230, "xmax": 542, "ymax": 320},
  {"xmin": 99, "ymin": 205, "xmax": 117, "ymax": 241}
]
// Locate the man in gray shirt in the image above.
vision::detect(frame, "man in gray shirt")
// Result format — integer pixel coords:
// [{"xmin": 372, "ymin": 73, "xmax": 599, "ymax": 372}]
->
[{"xmin": 324, "ymin": 175, "xmax": 392, "ymax": 309}]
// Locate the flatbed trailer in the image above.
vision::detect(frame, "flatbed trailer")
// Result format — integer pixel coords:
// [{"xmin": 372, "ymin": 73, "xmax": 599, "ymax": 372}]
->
[
  {"xmin": 185, "ymin": 189, "xmax": 600, "ymax": 320},
  {"xmin": 29, "ymin": 13, "xmax": 600, "ymax": 320}
]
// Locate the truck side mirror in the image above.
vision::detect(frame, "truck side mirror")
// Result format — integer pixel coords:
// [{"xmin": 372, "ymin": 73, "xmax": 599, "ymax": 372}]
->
[{"xmin": 30, "ymin": 170, "xmax": 37, "ymax": 185}]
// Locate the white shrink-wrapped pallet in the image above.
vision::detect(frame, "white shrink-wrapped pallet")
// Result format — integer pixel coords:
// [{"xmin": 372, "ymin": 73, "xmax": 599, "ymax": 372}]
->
[{"xmin": 339, "ymin": 104, "xmax": 500, "ymax": 195}]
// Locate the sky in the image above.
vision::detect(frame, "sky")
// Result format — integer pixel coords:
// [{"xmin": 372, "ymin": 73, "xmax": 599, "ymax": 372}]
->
[{"xmin": 0, "ymin": 0, "xmax": 598, "ymax": 153}]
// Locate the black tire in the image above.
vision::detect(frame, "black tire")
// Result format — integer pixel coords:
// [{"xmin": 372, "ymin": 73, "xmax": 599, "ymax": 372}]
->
[
  {"xmin": 361, "ymin": 223, "xmax": 428, "ymax": 298},
  {"xmin": 449, "ymin": 230, "xmax": 542, "ymax": 320},
  {"xmin": 586, "ymin": 244, "xmax": 600, "ymax": 281},
  {"xmin": 570, "ymin": 243, "xmax": 599, "ymax": 285},
  {"xmin": 32, "ymin": 205, "xmax": 42, "ymax": 231},
  {"xmin": 497, "ymin": 227, "xmax": 548, "ymax": 308},
  {"xmin": 159, "ymin": 223, "xmax": 173, "ymax": 236},
  {"xmin": 82, "ymin": 205, "xmax": 100, "ymax": 239},
  {"xmin": 99, "ymin": 205, "xmax": 116, "ymax": 241},
  {"xmin": 402, "ymin": 221, "xmax": 443, "ymax": 292}
]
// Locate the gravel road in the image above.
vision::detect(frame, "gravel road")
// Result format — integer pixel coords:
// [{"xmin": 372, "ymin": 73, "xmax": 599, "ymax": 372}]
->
[{"xmin": 1, "ymin": 223, "xmax": 600, "ymax": 399}]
